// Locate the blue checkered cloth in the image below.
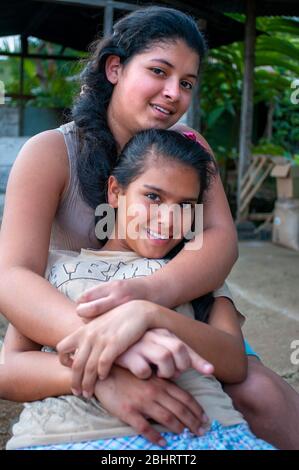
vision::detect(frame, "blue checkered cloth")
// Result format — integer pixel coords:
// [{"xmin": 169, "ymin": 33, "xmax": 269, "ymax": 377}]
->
[{"xmin": 19, "ymin": 421, "xmax": 275, "ymax": 450}]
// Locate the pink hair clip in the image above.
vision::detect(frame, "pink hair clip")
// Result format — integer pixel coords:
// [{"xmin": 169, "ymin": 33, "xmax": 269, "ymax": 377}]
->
[
  {"xmin": 182, "ymin": 131, "xmax": 210, "ymax": 153},
  {"xmin": 183, "ymin": 131, "xmax": 198, "ymax": 142}
]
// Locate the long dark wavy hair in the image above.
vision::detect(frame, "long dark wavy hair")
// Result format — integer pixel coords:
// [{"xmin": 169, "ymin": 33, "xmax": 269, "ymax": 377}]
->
[{"xmin": 72, "ymin": 6, "xmax": 207, "ymax": 210}]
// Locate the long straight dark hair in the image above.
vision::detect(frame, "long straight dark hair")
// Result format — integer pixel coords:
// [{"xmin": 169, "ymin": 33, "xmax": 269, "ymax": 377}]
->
[{"xmin": 112, "ymin": 128, "xmax": 216, "ymax": 202}]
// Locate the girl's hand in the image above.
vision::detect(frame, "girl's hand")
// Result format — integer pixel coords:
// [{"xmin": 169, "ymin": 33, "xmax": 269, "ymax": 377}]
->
[
  {"xmin": 76, "ymin": 278, "xmax": 150, "ymax": 318},
  {"xmin": 57, "ymin": 300, "xmax": 156, "ymax": 395},
  {"xmin": 94, "ymin": 366, "xmax": 209, "ymax": 446},
  {"xmin": 116, "ymin": 328, "xmax": 214, "ymax": 380}
]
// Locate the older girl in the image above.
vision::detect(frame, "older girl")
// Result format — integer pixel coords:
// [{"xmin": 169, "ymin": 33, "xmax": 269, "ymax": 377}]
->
[{"xmin": 0, "ymin": 6, "xmax": 297, "ymax": 449}]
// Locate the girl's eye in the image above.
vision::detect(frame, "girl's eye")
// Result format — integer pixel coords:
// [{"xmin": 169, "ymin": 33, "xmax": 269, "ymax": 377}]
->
[
  {"xmin": 181, "ymin": 80, "xmax": 193, "ymax": 90},
  {"xmin": 146, "ymin": 193, "xmax": 160, "ymax": 202},
  {"xmin": 151, "ymin": 67, "xmax": 166, "ymax": 77}
]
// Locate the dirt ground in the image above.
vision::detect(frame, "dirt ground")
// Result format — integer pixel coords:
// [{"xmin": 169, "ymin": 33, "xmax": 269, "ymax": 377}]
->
[{"xmin": 0, "ymin": 241, "xmax": 298, "ymax": 449}]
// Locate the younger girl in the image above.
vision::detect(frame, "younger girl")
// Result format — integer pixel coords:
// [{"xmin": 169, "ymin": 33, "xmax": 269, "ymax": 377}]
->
[{"xmin": 4, "ymin": 130, "xmax": 274, "ymax": 450}]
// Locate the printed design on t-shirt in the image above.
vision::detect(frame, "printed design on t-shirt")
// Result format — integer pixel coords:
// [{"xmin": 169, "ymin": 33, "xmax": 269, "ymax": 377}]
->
[{"xmin": 48, "ymin": 258, "xmax": 165, "ymax": 289}]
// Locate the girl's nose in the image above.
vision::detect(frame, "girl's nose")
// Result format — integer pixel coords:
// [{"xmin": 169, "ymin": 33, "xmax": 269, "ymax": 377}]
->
[
  {"xmin": 162, "ymin": 79, "xmax": 180, "ymax": 102},
  {"xmin": 157, "ymin": 204, "xmax": 175, "ymax": 228}
]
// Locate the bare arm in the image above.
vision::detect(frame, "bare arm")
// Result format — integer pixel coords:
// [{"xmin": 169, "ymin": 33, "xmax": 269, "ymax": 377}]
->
[
  {"xmin": 0, "ymin": 131, "xmax": 85, "ymax": 346},
  {"xmin": 0, "ymin": 324, "xmax": 72, "ymax": 401},
  {"xmin": 151, "ymin": 296, "xmax": 247, "ymax": 383}
]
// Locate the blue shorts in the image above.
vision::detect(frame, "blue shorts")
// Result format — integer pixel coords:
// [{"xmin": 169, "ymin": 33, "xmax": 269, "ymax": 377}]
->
[
  {"xmin": 19, "ymin": 421, "xmax": 275, "ymax": 450},
  {"xmin": 244, "ymin": 340, "xmax": 260, "ymax": 359}
]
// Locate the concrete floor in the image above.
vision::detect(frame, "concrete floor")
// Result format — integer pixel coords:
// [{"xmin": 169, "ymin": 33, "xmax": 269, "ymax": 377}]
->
[
  {"xmin": 228, "ymin": 241, "xmax": 299, "ymax": 392},
  {"xmin": 0, "ymin": 241, "xmax": 298, "ymax": 448}
]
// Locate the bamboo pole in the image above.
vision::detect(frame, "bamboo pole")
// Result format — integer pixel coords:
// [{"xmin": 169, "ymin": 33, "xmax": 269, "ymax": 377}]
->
[
  {"xmin": 104, "ymin": 1, "xmax": 114, "ymax": 37},
  {"xmin": 186, "ymin": 19, "xmax": 207, "ymax": 132},
  {"xmin": 237, "ymin": 0, "xmax": 256, "ymax": 221}
]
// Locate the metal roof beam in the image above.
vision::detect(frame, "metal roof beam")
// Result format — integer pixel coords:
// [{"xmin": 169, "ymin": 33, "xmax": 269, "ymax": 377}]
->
[
  {"xmin": 0, "ymin": 51, "xmax": 80, "ymax": 61},
  {"xmin": 22, "ymin": 3, "xmax": 57, "ymax": 37},
  {"xmin": 32, "ymin": 0, "xmax": 140, "ymax": 12}
]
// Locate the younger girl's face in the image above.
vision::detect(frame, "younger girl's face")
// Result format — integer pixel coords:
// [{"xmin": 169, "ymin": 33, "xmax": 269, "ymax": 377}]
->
[
  {"xmin": 108, "ymin": 158, "xmax": 200, "ymax": 259},
  {"xmin": 107, "ymin": 40, "xmax": 199, "ymax": 143}
]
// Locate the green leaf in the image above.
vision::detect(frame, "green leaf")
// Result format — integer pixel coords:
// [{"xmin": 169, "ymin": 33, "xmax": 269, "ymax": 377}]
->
[
  {"xmin": 256, "ymin": 36, "xmax": 299, "ymax": 61},
  {"xmin": 206, "ymin": 106, "xmax": 227, "ymax": 127}
]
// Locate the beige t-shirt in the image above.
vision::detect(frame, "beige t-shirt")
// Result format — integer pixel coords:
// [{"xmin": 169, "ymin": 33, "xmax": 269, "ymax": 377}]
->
[{"xmin": 7, "ymin": 249, "xmax": 245, "ymax": 450}]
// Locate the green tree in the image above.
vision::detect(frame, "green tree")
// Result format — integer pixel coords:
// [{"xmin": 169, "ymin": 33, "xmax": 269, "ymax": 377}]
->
[
  {"xmin": 200, "ymin": 17, "xmax": 299, "ymax": 162},
  {"xmin": 0, "ymin": 37, "xmax": 85, "ymax": 108}
]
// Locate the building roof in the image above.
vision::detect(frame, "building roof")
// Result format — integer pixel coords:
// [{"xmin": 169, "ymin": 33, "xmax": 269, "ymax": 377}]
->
[
  {"xmin": 0, "ymin": 0, "xmax": 249, "ymax": 51},
  {"xmin": 205, "ymin": 0, "xmax": 299, "ymax": 17}
]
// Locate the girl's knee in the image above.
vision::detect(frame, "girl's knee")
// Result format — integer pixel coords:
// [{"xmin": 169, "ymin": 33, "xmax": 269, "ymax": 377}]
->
[{"xmin": 224, "ymin": 359, "xmax": 284, "ymax": 413}]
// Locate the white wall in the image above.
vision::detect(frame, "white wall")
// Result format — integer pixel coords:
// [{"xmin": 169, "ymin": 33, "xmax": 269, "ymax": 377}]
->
[
  {"xmin": 0, "ymin": 136, "xmax": 29, "ymax": 221},
  {"xmin": 0, "ymin": 106, "xmax": 19, "ymax": 137}
]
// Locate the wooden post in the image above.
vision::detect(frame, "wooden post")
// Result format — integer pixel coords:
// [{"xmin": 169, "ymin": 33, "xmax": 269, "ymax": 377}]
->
[
  {"xmin": 19, "ymin": 35, "xmax": 28, "ymax": 136},
  {"xmin": 237, "ymin": 0, "xmax": 256, "ymax": 221},
  {"xmin": 104, "ymin": 0, "xmax": 114, "ymax": 37},
  {"xmin": 186, "ymin": 81, "xmax": 200, "ymax": 131},
  {"xmin": 186, "ymin": 19, "xmax": 207, "ymax": 132}
]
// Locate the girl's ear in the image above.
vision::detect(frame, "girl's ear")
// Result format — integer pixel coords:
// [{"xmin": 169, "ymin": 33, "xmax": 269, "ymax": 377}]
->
[
  {"xmin": 105, "ymin": 55, "xmax": 122, "ymax": 85},
  {"xmin": 107, "ymin": 175, "xmax": 121, "ymax": 208}
]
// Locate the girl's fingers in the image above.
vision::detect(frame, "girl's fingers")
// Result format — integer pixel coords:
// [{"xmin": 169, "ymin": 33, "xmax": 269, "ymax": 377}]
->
[
  {"xmin": 165, "ymin": 383, "xmax": 207, "ymax": 434},
  {"xmin": 57, "ymin": 335, "xmax": 78, "ymax": 367},
  {"xmin": 143, "ymin": 401, "xmax": 185, "ymax": 435},
  {"xmin": 150, "ymin": 332, "xmax": 214, "ymax": 376},
  {"xmin": 76, "ymin": 285, "xmax": 110, "ymax": 304},
  {"xmin": 81, "ymin": 348, "xmax": 102, "ymax": 398},
  {"xmin": 187, "ymin": 347, "xmax": 214, "ymax": 376},
  {"xmin": 117, "ymin": 353, "xmax": 152, "ymax": 379},
  {"xmin": 140, "ymin": 345, "xmax": 176, "ymax": 379},
  {"xmin": 149, "ymin": 397, "xmax": 186, "ymax": 434},
  {"xmin": 61, "ymin": 354, "xmax": 74, "ymax": 368},
  {"xmin": 151, "ymin": 335, "xmax": 191, "ymax": 373},
  {"xmin": 125, "ymin": 411, "xmax": 167, "ymax": 447},
  {"xmin": 71, "ymin": 341, "xmax": 92, "ymax": 395},
  {"xmin": 97, "ymin": 344, "xmax": 120, "ymax": 380},
  {"xmin": 97, "ymin": 327, "xmax": 144, "ymax": 379},
  {"xmin": 76, "ymin": 296, "xmax": 117, "ymax": 318}
]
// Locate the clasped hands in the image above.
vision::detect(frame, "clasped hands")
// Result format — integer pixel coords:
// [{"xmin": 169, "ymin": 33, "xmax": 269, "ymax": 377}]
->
[{"xmin": 57, "ymin": 278, "xmax": 214, "ymax": 398}]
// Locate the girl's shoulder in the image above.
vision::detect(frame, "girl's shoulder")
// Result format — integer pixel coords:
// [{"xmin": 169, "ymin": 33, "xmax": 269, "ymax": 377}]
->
[
  {"xmin": 15, "ymin": 128, "xmax": 69, "ymax": 180},
  {"xmin": 9, "ymin": 128, "xmax": 70, "ymax": 209},
  {"xmin": 19, "ymin": 128, "xmax": 68, "ymax": 161},
  {"xmin": 169, "ymin": 123, "xmax": 213, "ymax": 155}
]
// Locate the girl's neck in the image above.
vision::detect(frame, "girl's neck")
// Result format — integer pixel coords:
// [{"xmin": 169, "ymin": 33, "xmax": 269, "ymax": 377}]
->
[
  {"xmin": 101, "ymin": 220, "xmax": 133, "ymax": 252},
  {"xmin": 102, "ymin": 237, "xmax": 132, "ymax": 252},
  {"xmin": 107, "ymin": 103, "xmax": 133, "ymax": 153}
]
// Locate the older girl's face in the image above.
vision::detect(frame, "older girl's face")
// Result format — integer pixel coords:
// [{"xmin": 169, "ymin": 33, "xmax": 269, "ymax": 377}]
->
[{"xmin": 107, "ymin": 40, "xmax": 199, "ymax": 143}]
